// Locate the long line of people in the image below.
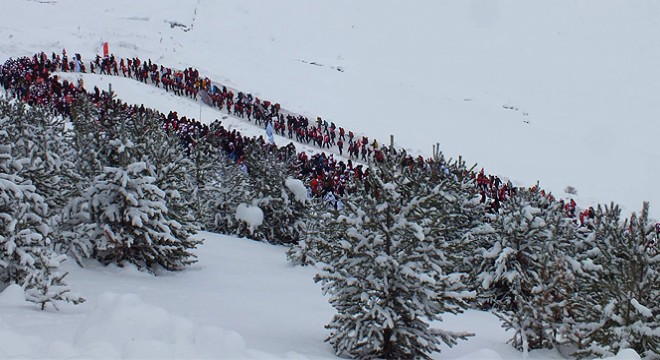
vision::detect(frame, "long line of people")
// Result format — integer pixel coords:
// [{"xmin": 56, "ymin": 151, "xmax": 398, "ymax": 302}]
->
[
  {"xmin": 84, "ymin": 52, "xmax": 471, "ymax": 201},
  {"xmin": 79, "ymin": 50, "xmax": 389, "ymax": 165},
  {"xmin": 53, "ymin": 50, "xmax": 427, "ymax": 168},
  {"xmin": 0, "ymin": 52, "xmax": 560, "ymax": 204},
  {"xmin": 0, "ymin": 52, "xmax": 394, "ymax": 204},
  {"xmin": 471, "ymin": 166, "xmax": 596, "ymax": 228},
  {"xmin": 0, "ymin": 53, "xmax": 546, "ymax": 202},
  {"xmin": 0, "ymin": 50, "xmax": 614, "ymax": 230}
]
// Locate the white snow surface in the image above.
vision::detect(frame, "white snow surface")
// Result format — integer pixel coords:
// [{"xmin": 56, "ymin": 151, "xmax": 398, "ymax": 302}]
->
[
  {"xmin": 0, "ymin": 284, "xmax": 26, "ymax": 306},
  {"xmin": 601, "ymin": 349, "xmax": 642, "ymax": 360},
  {"xmin": 286, "ymin": 177, "xmax": 309, "ymax": 203},
  {"xmin": 235, "ymin": 204, "xmax": 264, "ymax": 234},
  {"xmin": 630, "ymin": 298, "xmax": 653, "ymax": 318},
  {"xmin": 0, "ymin": 0, "xmax": 651, "ymax": 359}
]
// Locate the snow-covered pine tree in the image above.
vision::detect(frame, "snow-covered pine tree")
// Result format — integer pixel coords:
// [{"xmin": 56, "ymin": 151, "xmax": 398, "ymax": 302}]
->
[
  {"xmin": 535, "ymin": 198, "xmax": 584, "ymax": 350},
  {"xmin": 287, "ymin": 196, "xmax": 345, "ymax": 266},
  {"xmin": 208, "ymin": 152, "xmax": 251, "ymax": 234},
  {"xmin": 52, "ymin": 95, "xmax": 106, "ymax": 263},
  {"xmin": 67, "ymin": 94, "xmax": 106, "ymax": 181},
  {"xmin": 71, "ymin": 106, "xmax": 200, "ymax": 272},
  {"xmin": 421, "ymin": 149, "xmax": 495, "ymax": 297},
  {"xmin": 287, "ymin": 196, "xmax": 322, "ymax": 266},
  {"xmin": 54, "ymin": 194, "xmax": 93, "ymax": 266},
  {"xmin": 77, "ymin": 141, "xmax": 200, "ymax": 271},
  {"xmin": 188, "ymin": 137, "xmax": 222, "ymax": 229},
  {"xmin": 477, "ymin": 188, "xmax": 575, "ymax": 352},
  {"xmin": 240, "ymin": 142, "xmax": 306, "ymax": 244},
  {"xmin": 573, "ymin": 202, "xmax": 659, "ymax": 359},
  {"xmin": 0, "ymin": 98, "xmax": 88, "ymax": 264},
  {"xmin": 422, "ymin": 155, "xmax": 487, "ymax": 289},
  {"xmin": 0, "ymin": 99, "xmax": 78, "ymax": 213},
  {"xmin": 184, "ymin": 136, "xmax": 249, "ymax": 234},
  {"xmin": 22, "ymin": 247, "xmax": 83, "ymax": 311},
  {"xmin": 0, "ymin": 143, "xmax": 83, "ymax": 310},
  {"xmin": 126, "ymin": 109, "xmax": 199, "ymax": 241},
  {"xmin": 314, "ymin": 154, "xmax": 473, "ymax": 359}
]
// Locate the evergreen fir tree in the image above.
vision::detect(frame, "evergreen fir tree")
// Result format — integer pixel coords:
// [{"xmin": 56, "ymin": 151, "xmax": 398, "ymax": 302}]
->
[
  {"xmin": 287, "ymin": 196, "xmax": 344, "ymax": 266},
  {"xmin": 0, "ymin": 99, "xmax": 78, "ymax": 213},
  {"xmin": 209, "ymin": 153, "xmax": 251, "ymax": 234},
  {"xmin": 421, "ymin": 151, "xmax": 492, "ymax": 298},
  {"xmin": 54, "ymin": 194, "xmax": 93, "ymax": 265},
  {"xmin": 188, "ymin": 138, "xmax": 221, "ymax": 228},
  {"xmin": 54, "ymin": 94, "xmax": 112, "ymax": 264},
  {"xmin": 421, "ymin": 157, "xmax": 487, "ymax": 289},
  {"xmin": 186, "ymin": 139, "xmax": 249, "ymax": 234},
  {"xmin": 129, "ymin": 110, "xmax": 200, "ymax": 241},
  {"xmin": 77, "ymin": 142, "xmax": 200, "ymax": 271},
  {"xmin": 69, "ymin": 106, "xmax": 200, "ymax": 272},
  {"xmin": 0, "ymin": 98, "xmax": 86, "ymax": 263},
  {"xmin": 0, "ymin": 143, "xmax": 83, "ymax": 310},
  {"xmin": 67, "ymin": 94, "xmax": 106, "ymax": 181},
  {"xmin": 240, "ymin": 142, "xmax": 305, "ymax": 244},
  {"xmin": 573, "ymin": 202, "xmax": 659, "ymax": 359},
  {"xmin": 314, "ymin": 154, "xmax": 473, "ymax": 359},
  {"xmin": 536, "ymin": 198, "xmax": 583, "ymax": 349},
  {"xmin": 477, "ymin": 188, "xmax": 576, "ymax": 352}
]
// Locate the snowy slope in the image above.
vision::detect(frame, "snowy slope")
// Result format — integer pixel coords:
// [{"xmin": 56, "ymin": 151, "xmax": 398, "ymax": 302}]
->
[
  {"xmin": 1, "ymin": 0, "xmax": 659, "ymax": 217},
  {"xmin": 0, "ymin": 233, "xmax": 327, "ymax": 359},
  {"xmin": 0, "ymin": 232, "xmax": 566, "ymax": 359},
  {"xmin": 0, "ymin": 0, "xmax": 655, "ymax": 358}
]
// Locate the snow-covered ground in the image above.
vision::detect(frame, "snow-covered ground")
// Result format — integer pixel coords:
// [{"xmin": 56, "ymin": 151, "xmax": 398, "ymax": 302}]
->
[
  {"xmin": 0, "ymin": 232, "xmax": 641, "ymax": 359},
  {"xmin": 0, "ymin": 232, "xmax": 557, "ymax": 359},
  {"xmin": 0, "ymin": 0, "xmax": 655, "ymax": 358},
  {"xmin": 0, "ymin": 233, "xmax": 323, "ymax": 359}
]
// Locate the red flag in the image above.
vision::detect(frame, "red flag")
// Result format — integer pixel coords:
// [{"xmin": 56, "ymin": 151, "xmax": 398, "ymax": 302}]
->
[{"xmin": 103, "ymin": 42, "xmax": 109, "ymax": 57}]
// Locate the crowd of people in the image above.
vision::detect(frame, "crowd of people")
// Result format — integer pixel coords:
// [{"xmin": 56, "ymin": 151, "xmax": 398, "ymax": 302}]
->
[
  {"xmin": 3, "ymin": 50, "xmax": 655, "ymax": 238},
  {"xmin": 0, "ymin": 52, "xmax": 86, "ymax": 116},
  {"xmin": 2, "ymin": 51, "xmax": 447, "ymax": 197},
  {"xmin": 86, "ymin": 50, "xmax": 391, "ymax": 164},
  {"xmin": 0, "ymin": 51, "xmax": 403, "ymax": 203},
  {"xmin": 0, "ymin": 51, "xmax": 572, "ymax": 210},
  {"xmin": 471, "ymin": 167, "xmax": 594, "ymax": 226}
]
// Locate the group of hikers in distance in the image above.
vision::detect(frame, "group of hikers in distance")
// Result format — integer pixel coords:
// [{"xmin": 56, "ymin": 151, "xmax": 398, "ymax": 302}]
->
[{"xmin": 2, "ymin": 49, "xmax": 660, "ymax": 242}]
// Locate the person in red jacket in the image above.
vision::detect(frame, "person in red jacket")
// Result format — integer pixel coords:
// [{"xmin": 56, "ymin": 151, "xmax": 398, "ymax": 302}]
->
[
  {"xmin": 565, "ymin": 199, "xmax": 576, "ymax": 218},
  {"xmin": 579, "ymin": 207, "xmax": 595, "ymax": 227},
  {"xmin": 498, "ymin": 185, "xmax": 508, "ymax": 202}
]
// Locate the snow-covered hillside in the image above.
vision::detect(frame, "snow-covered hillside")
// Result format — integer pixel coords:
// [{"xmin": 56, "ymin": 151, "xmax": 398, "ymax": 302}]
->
[
  {"xmin": 1, "ymin": 0, "xmax": 659, "ymax": 217},
  {"xmin": 0, "ymin": 232, "xmax": 563, "ymax": 359},
  {"xmin": 0, "ymin": 1, "xmax": 657, "ymax": 359}
]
